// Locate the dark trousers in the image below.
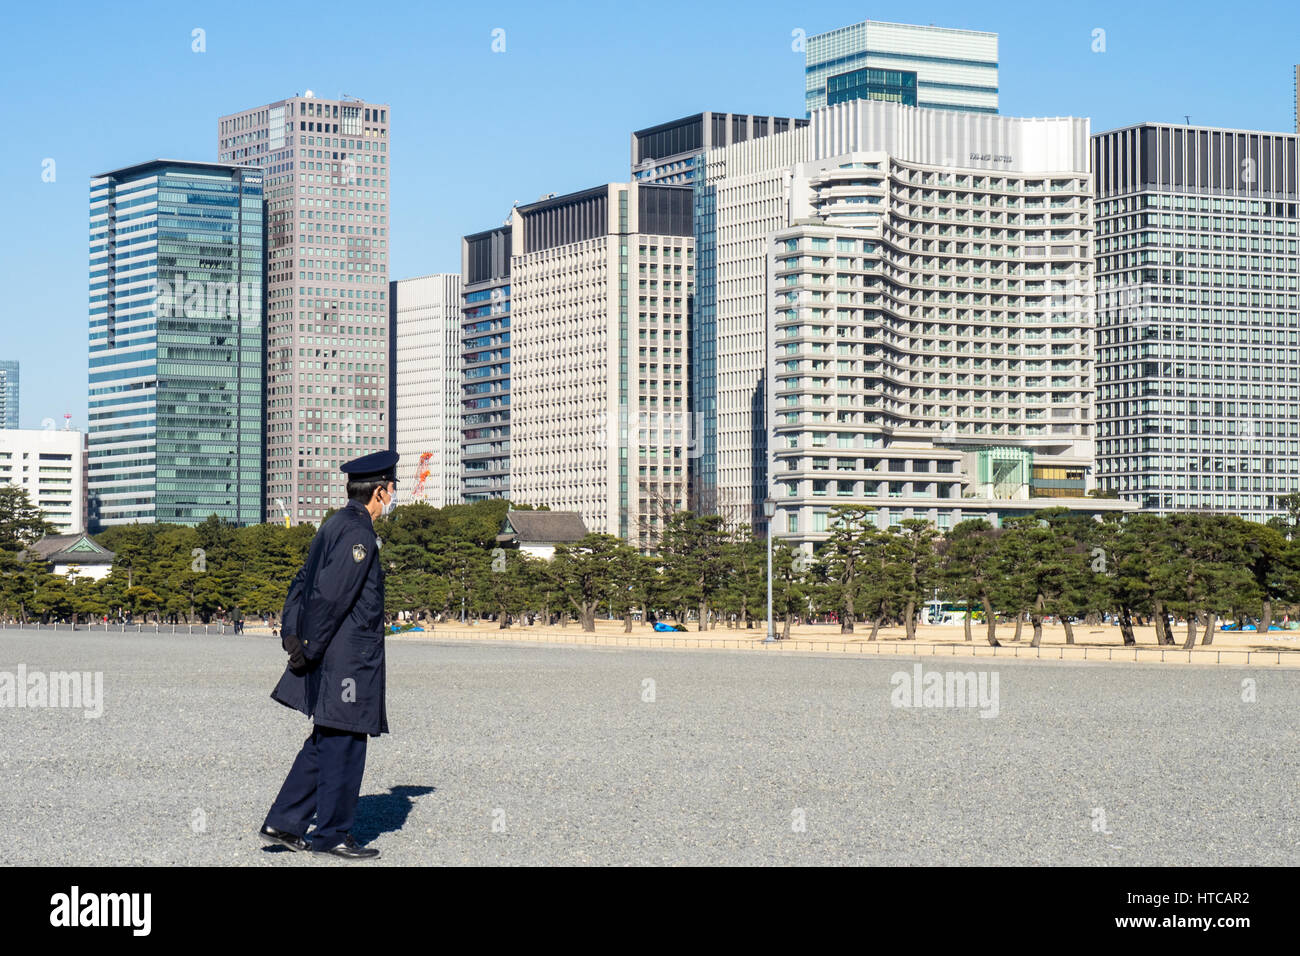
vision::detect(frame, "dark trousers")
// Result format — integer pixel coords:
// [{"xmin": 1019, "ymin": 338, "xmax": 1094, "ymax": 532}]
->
[{"xmin": 264, "ymin": 724, "xmax": 368, "ymax": 850}]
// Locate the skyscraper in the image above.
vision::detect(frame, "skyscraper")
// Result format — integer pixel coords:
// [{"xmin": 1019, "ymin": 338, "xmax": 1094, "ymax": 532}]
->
[
  {"xmin": 1092, "ymin": 123, "xmax": 1300, "ymax": 521},
  {"xmin": 0, "ymin": 361, "xmax": 17, "ymax": 428},
  {"xmin": 769, "ymin": 101, "xmax": 1130, "ymax": 548},
  {"xmin": 509, "ymin": 183, "xmax": 694, "ymax": 546},
  {"xmin": 704, "ymin": 97, "xmax": 1110, "ymax": 531},
  {"xmin": 460, "ymin": 226, "xmax": 512, "ymax": 503},
  {"xmin": 218, "ymin": 93, "xmax": 390, "ymax": 525},
  {"xmin": 393, "ymin": 273, "xmax": 463, "ymax": 508},
  {"xmin": 87, "ymin": 160, "xmax": 264, "ymax": 529},
  {"xmin": 630, "ymin": 112, "xmax": 807, "ymax": 186},
  {"xmin": 704, "ymin": 123, "xmax": 813, "ymax": 528},
  {"xmin": 804, "ymin": 19, "xmax": 998, "ymax": 116},
  {"xmin": 631, "ymin": 112, "xmax": 807, "ymax": 514}
]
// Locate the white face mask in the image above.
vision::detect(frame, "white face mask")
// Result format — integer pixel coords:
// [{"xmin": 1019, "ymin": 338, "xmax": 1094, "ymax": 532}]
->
[{"xmin": 379, "ymin": 486, "xmax": 396, "ymax": 517}]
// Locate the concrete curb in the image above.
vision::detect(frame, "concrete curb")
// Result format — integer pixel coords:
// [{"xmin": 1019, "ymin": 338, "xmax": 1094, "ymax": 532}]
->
[{"xmin": 386, "ymin": 627, "xmax": 1300, "ymax": 668}]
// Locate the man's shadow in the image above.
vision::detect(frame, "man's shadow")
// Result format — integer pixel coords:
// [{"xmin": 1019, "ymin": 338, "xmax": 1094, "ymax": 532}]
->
[
  {"xmin": 260, "ymin": 785, "xmax": 435, "ymax": 852},
  {"xmin": 352, "ymin": 785, "xmax": 435, "ymax": 843}
]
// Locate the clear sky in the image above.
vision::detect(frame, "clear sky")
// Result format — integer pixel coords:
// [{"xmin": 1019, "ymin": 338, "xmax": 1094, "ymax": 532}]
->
[{"xmin": 1, "ymin": 0, "xmax": 1297, "ymax": 430}]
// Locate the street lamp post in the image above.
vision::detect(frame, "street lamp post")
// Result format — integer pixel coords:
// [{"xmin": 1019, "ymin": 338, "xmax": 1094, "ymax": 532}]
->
[{"xmin": 764, "ymin": 498, "xmax": 776, "ymax": 643}]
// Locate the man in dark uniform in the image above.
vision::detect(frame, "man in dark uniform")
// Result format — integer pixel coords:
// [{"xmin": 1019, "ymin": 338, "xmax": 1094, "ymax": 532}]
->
[{"xmin": 258, "ymin": 450, "xmax": 397, "ymax": 860}]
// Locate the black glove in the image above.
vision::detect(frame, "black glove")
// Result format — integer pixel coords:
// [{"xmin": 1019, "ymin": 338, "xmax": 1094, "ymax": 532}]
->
[{"xmin": 282, "ymin": 633, "xmax": 309, "ymax": 673}]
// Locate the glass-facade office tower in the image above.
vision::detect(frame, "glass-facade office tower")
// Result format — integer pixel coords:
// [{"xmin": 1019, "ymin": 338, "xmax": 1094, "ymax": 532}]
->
[
  {"xmin": 460, "ymin": 226, "xmax": 512, "ymax": 503},
  {"xmin": 509, "ymin": 183, "xmax": 694, "ymax": 548},
  {"xmin": 630, "ymin": 112, "xmax": 807, "ymax": 186},
  {"xmin": 631, "ymin": 112, "xmax": 807, "ymax": 514},
  {"xmin": 87, "ymin": 160, "xmax": 264, "ymax": 530},
  {"xmin": 393, "ymin": 273, "xmax": 462, "ymax": 508},
  {"xmin": 804, "ymin": 19, "xmax": 998, "ymax": 116},
  {"xmin": 218, "ymin": 94, "xmax": 390, "ymax": 525},
  {"xmin": 1093, "ymin": 124, "xmax": 1300, "ymax": 521},
  {"xmin": 0, "ymin": 361, "xmax": 17, "ymax": 428}
]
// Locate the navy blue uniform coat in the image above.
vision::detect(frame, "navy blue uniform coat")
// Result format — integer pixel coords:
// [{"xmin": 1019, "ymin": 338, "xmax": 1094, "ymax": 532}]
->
[{"xmin": 271, "ymin": 500, "xmax": 388, "ymax": 736}]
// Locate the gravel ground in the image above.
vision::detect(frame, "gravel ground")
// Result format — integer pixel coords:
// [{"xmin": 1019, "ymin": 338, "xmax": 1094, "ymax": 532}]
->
[{"xmin": 0, "ymin": 627, "xmax": 1295, "ymax": 866}]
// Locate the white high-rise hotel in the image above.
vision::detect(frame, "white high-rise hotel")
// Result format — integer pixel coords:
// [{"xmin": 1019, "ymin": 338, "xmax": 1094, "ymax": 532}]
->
[
  {"xmin": 702, "ymin": 99, "xmax": 1134, "ymax": 543},
  {"xmin": 218, "ymin": 94, "xmax": 390, "ymax": 524},
  {"xmin": 769, "ymin": 101, "xmax": 1134, "ymax": 546}
]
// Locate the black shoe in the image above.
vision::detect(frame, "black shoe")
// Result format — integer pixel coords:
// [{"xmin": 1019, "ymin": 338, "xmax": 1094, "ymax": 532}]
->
[
  {"xmin": 316, "ymin": 834, "xmax": 380, "ymax": 860},
  {"xmin": 259, "ymin": 824, "xmax": 310, "ymax": 852}
]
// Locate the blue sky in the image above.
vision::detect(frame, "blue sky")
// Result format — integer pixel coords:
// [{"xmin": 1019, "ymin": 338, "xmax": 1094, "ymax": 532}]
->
[{"xmin": 1, "ymin": 0, "xmax": 1297, "ymax": 429}]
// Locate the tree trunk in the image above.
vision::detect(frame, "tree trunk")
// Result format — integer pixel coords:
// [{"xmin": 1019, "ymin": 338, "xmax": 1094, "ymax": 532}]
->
[
  {"xmin": 698, "ymin": 600, "xmax": 706, "ymax": 633},
  {"xmin": 1013, "ymin": 615, "xmax": 1023, "ymax": 643},
  {"xmin": 983, "ymin": 595, "xmax": 998, "ymax": 646},
  {"xmin": 1152, "ymin": 598, "xmax": 1168, "ymax": 644},
  {"xmin": 868, "ymin": 614, "xmax": 881, "ymax": 642},
  {"xmin": 1119, "ymin": 607, "xmax": 1136, "ymax": 645},
  {"xmin": 582, "ymin": 606, "xmax": 596, "ymax": 633},
  {"xmin": 1030, "ymin": 595, "xmax": 1045, "ymax": 648},
  {"xmin": 963, "ymin": 606, "xmax": 973, "ymax": 642},
  {"xmin": 782, "ymin": 611, "xmax": 792, "ymax": 640},
  {"xmin": 1260, "ymin": 598, "xmax": 1273, "ymax": 635},
  {"xmin": 841, "ymin": 607, "xmax": 855, "ymax": 634},
  {"xmin": 1200, "ymin": 611, "xmax": 1215, "ymax": 645},
  {"xmin": 624, "ymin": 610, "xmax": 633, "ymax": 633},
  {"xmin": 1182, "ymin": 609, "xmax": 1198, "ymax": 650},
  {"xmin": 903, "ymin": 600, "xmax": 916, "ymax": 641},
  {"xmin": 1062, "ymin": 617, "xmax": 1075, "ymax": 644}
]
